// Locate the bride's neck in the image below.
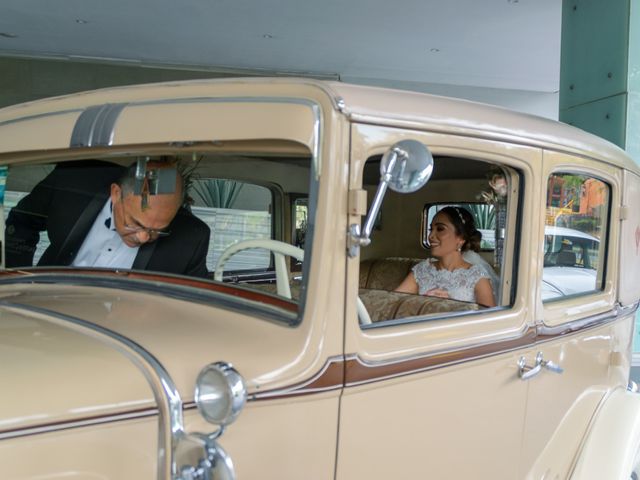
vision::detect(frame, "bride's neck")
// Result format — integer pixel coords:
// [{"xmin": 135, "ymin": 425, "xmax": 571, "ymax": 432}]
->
[{"xmin": 437, "ymin": 252, "xmax": 466, "ymax": 271}]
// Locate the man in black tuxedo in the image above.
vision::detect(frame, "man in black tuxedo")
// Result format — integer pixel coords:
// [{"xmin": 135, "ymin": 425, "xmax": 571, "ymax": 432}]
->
[{"xmin": 5, "ymin": 160, "xmax": 210, "ymax": 278}]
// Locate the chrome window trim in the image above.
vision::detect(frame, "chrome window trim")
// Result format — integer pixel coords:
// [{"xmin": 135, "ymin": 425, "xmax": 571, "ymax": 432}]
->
[
  {"xmin": 537, "ymin": 302, "xmax": 639, "ymax": 338},
  {"xmin": 0, "ymin": 300, "xmax": 181, "ymax": 480}
]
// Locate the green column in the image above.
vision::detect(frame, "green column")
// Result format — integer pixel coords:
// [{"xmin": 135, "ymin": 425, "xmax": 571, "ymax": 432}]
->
[{"xmin": 560, "ymin": 0, "xmax": 640, "ymax": 355}]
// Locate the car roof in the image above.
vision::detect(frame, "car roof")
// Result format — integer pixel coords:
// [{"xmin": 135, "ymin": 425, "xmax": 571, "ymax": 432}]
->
[
  {"xmin": 325, "ymin": 81, "xmax": 636, "ymax": 171},
  {"xmin": 0, "ymin": 77, "xmax": 636, "ymax": 173},
  {"xmin": 544, "ymin": 225, "xmax": 599, "ymax": 242}
]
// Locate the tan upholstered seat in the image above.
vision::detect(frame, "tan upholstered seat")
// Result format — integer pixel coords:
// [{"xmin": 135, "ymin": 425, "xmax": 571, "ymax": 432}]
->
[
  {"xmin": 358, "ymin": 257, "xmax": 480, "ymax": 322},
  {"xmin": 359, "ymin": 257, "xmax": 423, "ymax": 291},
  {"xmin": 358, "ymin": 288, "xmax": 478, "ymax": 322}
]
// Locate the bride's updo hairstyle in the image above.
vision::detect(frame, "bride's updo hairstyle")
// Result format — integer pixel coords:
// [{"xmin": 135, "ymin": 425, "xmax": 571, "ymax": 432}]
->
[{"xmin": 439, "ymin": 206, "xmax": 482, "ymax": 253}]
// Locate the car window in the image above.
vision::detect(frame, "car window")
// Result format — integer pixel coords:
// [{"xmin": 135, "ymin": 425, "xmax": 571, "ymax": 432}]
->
[
  {"xmin": 190, "ymin": 178, "xmax": 273, "ymax": 273},
  {"xmin": 542, "ymin": 173, "xmax": 609, "ymax": 301},
  {"xmin": 292, "ymin": 195, "xmax": 308, "ymax": 249},
  {"xmin": 358, "ymin": 157, "xmax": 519, "ymax": 326},
  {"xmin": 2, "ymin": 152, "xmax": 314, "ymax": 319}
]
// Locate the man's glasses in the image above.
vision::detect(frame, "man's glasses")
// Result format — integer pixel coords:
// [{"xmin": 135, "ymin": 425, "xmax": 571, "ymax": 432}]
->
[
  {"xmin": 122, "ymin": 223, "xmax": 171, "ymax": 237},
  {"xmin": 117, "ymin": 200, "xmax": 171, "ymax": 238}
]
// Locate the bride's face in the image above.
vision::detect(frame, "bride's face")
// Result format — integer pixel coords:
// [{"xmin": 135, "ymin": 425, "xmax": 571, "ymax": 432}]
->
[{"xmin": 428, "ymin": 212, "xmax": 464, "ymax": 258}]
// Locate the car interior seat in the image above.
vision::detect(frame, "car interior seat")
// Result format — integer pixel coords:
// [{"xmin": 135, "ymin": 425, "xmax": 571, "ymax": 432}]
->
[{"xmin": 556, "ymin": 250, "xmax": 577, "ymax": 266}]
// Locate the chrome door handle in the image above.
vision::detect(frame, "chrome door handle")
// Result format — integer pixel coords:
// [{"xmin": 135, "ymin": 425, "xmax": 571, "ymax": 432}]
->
[
  {"xmin": 518, "ymin": 352, "xmax": 563, "ymax": 380},
  {"xmin": 518, "ymin": 354, "xmax": 542, "ymax": 380}
]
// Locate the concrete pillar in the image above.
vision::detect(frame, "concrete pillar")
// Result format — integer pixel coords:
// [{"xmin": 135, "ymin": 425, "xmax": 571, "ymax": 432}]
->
[{"xmin": 559, "ymin": 0, "xmax": 640, "ymax": 359}]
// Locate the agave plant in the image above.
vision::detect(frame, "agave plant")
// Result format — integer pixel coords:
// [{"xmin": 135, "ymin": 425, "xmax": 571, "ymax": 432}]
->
[
  {"xmin": 191, "ymin": 178, "xmax": 245, "ymax": 209},
  {"xmin": 464, "ymin": 203, "xmax": 495, "ymax": 230}
]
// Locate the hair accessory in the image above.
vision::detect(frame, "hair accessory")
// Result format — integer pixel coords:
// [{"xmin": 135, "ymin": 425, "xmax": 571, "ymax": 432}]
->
[{"xmin": 453, "ymin": 207, "xmax": 466, "ymax": 225}]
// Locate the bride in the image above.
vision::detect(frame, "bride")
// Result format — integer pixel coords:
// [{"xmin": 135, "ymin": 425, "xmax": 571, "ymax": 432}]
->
[{"xmin": 395, "ymin": 206, "xmax": 496, "ymax": 307}]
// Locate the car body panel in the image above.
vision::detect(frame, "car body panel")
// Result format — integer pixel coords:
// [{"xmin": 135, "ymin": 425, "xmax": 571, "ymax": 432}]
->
[
  {"xmin": 620, "ymin": 169, "xmax": 640, "ymax": 306},
  {"xmin": 336, "ymin": 349, "xmax": 528, "ymax": 479},
  {"xmin": 338, "ymin": 122, "xmax": 538, "ymax": 477},
  {"xmin": 569, "ymin": 386, "xmax": 640, "ymax": 480},
  {"xmin": 184, "ymin": 396, "xmax": 340, "ymax": 479},
  {"xmin": 517, "ymin": 149, "xmax": 628, "ymax": 477},
  {"xmin": 0, "ymin": 303, "xmax": 154, "ymax": 433},
  {"xmin": 0, "ymin": 417, "xmax": 158, "ymax": 478},
  {"xmin": 520, "ymin": 316, "xmax": 631, "ymax": 477},
  {"xmin": 523, "ymin": 385, "xmax": 608, "ymax": 479},
  {"xmin": 0, "ymin": 282, "xmax": 337, "ymax": 399}
]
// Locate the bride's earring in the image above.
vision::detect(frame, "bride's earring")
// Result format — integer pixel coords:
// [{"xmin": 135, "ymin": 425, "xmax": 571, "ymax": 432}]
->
[{"xmin": 457, "ymin": 244, "xmax": 462, "ymax": 252}]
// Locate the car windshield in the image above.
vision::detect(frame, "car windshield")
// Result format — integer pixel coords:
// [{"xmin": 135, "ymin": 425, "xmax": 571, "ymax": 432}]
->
[
  {"xmin": 543, "ymin": 226, "xmax": 599, "ymax": 269},
  {"xmin": 1, "ymin": 149, "xmax": 315, "ymax": 321}
]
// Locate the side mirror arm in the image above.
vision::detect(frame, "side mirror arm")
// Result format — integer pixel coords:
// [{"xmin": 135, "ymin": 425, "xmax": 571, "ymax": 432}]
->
[
  {"xmin": 347, "ymin": 148, "xmax": 403, "ymax": 258},
  {"xmin": 347, "ymin": 140, "xmax": 433, "ymax": 258}
]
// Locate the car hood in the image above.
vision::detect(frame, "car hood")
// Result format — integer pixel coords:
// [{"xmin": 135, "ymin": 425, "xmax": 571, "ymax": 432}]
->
[
  {"xmin": 542, "ymin": 266, "xmax": 597, "ymax": 300},
  {"xmin": 0, "ymin": 302, "xmax": 156, "ymax": 435},
  {"xmin": 0, "ymin": 278, "xmax": 307, "ymax": 433}
]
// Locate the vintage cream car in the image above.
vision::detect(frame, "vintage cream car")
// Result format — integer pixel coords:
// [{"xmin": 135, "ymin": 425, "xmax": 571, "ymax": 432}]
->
[{"xmin": 0, "ymin": 78, "xmax": 640, "ymax": 480}]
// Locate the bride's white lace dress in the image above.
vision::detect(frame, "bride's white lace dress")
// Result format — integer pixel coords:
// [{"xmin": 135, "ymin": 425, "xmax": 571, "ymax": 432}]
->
[{"xmin": 412, "ymin": 259, "xmax": 491, "ymax": 303}]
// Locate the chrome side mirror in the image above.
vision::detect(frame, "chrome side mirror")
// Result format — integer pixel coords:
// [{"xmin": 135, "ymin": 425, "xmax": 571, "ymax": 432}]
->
[
  {"xmin": 348, "ymin": 140, "xmax": 434, "ymax": 257},
  {"xmin": 381, "ymin": 139, "xmax": 434, "ymax": 194}
]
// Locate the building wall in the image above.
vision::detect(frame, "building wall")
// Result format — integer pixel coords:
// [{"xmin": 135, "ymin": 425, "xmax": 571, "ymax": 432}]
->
[
  {"xmin": 0, "ymin": 56, "xmax": 254, "ymax": 108},
  {"xmin": 1, "ymin": 56, "xmax": 559, "ymax": 120}
]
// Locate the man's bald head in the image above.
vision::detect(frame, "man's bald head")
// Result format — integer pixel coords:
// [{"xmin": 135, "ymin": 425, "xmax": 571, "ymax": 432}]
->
[{"xmin": 110, "ymin": 161, "xmax": 184, "ymax": 247}]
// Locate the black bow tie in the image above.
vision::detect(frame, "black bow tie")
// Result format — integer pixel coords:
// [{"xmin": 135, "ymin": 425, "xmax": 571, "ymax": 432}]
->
[{"xmin": 104, "ymin": 217, "xmax": 111, "ymax": 229}]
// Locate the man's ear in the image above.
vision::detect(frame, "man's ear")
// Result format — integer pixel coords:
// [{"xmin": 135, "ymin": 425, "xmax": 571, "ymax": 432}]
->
[{"xmin": 110, "ymin": 183, "xmax": 121, "ymax": 203}]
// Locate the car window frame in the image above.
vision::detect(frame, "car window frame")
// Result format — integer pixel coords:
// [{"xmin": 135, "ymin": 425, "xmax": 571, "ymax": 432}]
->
[
  {"xmin": 541, "ymin": 171, "xmax": 612, "ymax": 304},
  {"xmin": 355, "ymin": 145, "xmax": 524, "ymax": 329},
  {"xmin": 537, "ymin": 151, "xmax": 620, "ymax": 329},
  {"xmin": 1, "ymin": 147, "xmax": 318, "ymax": 326}
]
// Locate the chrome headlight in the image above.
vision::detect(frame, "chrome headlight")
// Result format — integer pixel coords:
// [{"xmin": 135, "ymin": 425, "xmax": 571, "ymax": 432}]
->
[{"xmin": 195, "ymin": 362, "xmax": 247, "ymax": 426}]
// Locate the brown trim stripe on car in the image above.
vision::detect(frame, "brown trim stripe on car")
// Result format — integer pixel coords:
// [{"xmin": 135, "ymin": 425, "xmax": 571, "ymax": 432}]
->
[
  {"xmin": 248, "ymin": 303, "xmax": 636, "ymax": 400},
  {"xmin": 248, "ymin": 355, "xmax": 346, "ymax": 400},
  {"xmin": 0, "ymin": 407, "xmax": 158, "ymax": 441},
  {"xmin": 185, "ymin": 355, "xmax": 345, "ymax": 407},
  {"xmin": 4, "ymin": 306, "xmax": 629, "ymax": 439},
  {"xmin": 345, "ymin": 326, "xmax": 537, "ymax": 386},
  {"xmin": 239, "ymin": 326, "xmax": 536, "ymax": 401}
]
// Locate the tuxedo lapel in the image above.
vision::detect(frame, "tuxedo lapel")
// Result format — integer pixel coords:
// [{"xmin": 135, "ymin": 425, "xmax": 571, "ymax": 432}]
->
[
  {"xmin": 133, "ymin": 241, "xmax": 157, "ymax": 270},
  {"xmin": 56, "ymin": 193, "xmax": 108, "ymax": 265}
]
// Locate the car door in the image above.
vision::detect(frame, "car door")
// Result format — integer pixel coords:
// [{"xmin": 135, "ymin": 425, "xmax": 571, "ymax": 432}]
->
[
  {"xmin": 519, "ymin": 150, "xmax": 627, "ymax": 478},
  {"xmin": 336, "ymin": 123, "xmax": 539, "ymax": 479}
]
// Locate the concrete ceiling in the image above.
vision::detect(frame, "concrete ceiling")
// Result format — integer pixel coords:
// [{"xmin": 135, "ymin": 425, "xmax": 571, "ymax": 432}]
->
[{"xmin": 0, "ymin": 0, "xmax": 561, "ymax": 93}]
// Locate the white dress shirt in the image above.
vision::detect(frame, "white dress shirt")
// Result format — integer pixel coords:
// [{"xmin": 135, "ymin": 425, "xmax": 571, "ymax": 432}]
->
[{"xmin": 72, "ymin": 199, "xmax": 139, "ymax": 269}]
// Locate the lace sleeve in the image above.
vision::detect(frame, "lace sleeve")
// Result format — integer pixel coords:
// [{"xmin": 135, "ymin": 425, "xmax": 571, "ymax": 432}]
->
[{"xmin": 462, "ymin": 251, "xmax": 499, "ymax": 295}]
